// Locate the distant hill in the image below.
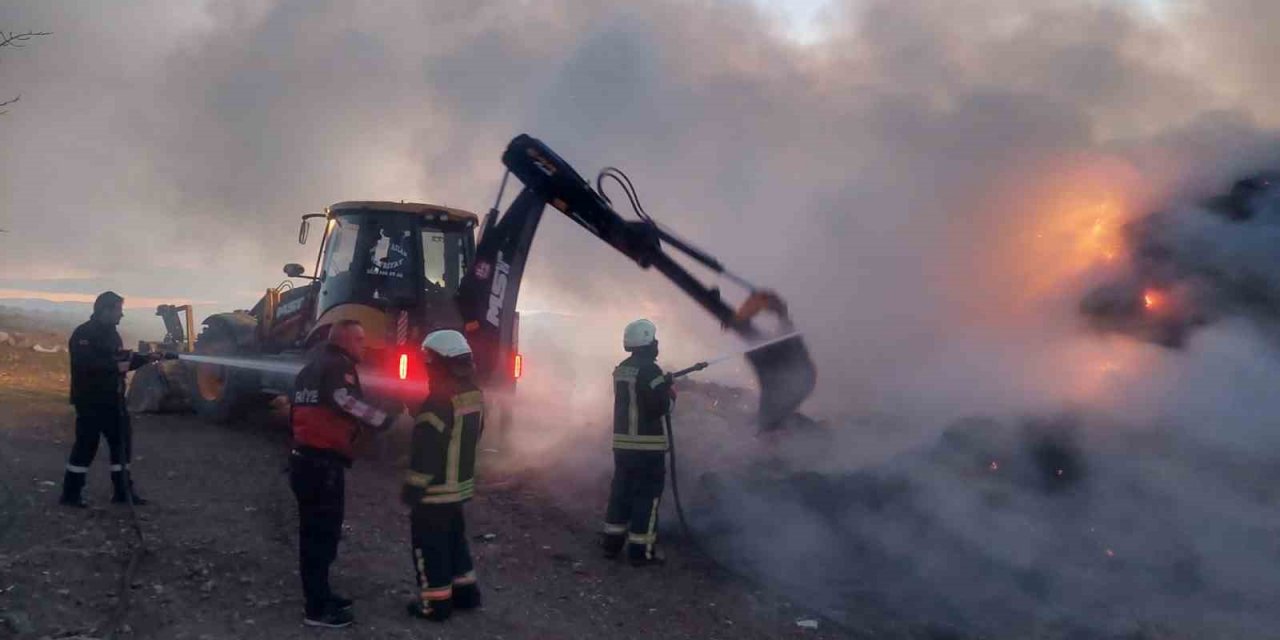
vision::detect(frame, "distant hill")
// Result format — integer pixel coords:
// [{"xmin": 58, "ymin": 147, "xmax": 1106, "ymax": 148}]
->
[{"xmin": 0, "ymin": 300, "xmax": 162, "ymax": 345}]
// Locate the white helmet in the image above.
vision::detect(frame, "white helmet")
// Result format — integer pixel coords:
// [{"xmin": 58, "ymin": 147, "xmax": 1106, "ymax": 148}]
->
[
  {"xmin": 421, "ymin": 329, "xmax": 472, "ymax": 358},
  {"xmin": 623, "ymin": 319, "xmax": 657, "ymax": 350}
]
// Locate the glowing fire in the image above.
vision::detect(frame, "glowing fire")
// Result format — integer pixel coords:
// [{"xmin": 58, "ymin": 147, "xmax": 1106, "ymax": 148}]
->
[
  {"xmin": 1016, "ymin": 197, "xmax": 1130, "ymax": 302},
  {"xmin": 1063, "ymin": 202, "xmax": 1126, "ymax": 268},
  {"xmin": 1143, "ymin": 289, "xmax": 1162, "ymax": 311},
  {"xmin": 1091, "ymin": 218, "xmax": 1117, "ymax": 262}
]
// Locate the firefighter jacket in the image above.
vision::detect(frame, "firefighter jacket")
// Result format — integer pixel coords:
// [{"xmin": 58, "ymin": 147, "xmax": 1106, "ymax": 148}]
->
[
  {"xmin": 402, "ymin": 373, "xmax": 484, "ymax": 506},
  {"xmin": 612, "ymin": 353, "xmax": 673, "ymax": 452},
  {"xmin": 68, "ymin": 318, "xmax": 148, "ymax": 409},
  {"xmin": 290, "ymin": 343, "xmax": 392, "ymax": 463}
]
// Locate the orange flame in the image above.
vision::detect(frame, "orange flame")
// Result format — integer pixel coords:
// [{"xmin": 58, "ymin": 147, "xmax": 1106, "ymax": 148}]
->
[
  {"xmin": 1143, "ymin": 289, "xmax": 1162, "ymax": 311},
  {"xmin": 1017, "ymin": 198, "xmax": 1129, "ymax": 301}
]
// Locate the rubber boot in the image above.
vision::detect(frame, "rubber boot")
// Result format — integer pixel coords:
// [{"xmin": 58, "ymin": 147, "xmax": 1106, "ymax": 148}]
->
[
  {"xmin": 59, "ymin": 470, "xmax": 88, "ymax": 508},
  {"xmin": 110, "ymin": 470, "xmax": 148, "ymax": 505},
  {"xmin": 452, "ymin": 583, "xmax": 482, "ymax": 610},
  {"xmin": 601, "ymin": 532, "xmax": 625, "ymax": 559},
  {"xmin": 627, "ymin": 542, "xmax": 665, "ymax": 567},
  {"xmin": 406, "ymin": 597, "xmax": 452, "ymax": 622}
]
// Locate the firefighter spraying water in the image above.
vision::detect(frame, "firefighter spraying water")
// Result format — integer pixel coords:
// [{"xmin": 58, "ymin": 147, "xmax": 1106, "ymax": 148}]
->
[{"xmin": 600, "ymin": 318, "xmax": 812, "ymax": 565}]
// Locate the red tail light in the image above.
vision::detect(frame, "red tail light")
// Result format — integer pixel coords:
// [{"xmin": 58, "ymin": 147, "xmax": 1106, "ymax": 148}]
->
[
  {"xmin": 398, "ymin": 353, "xmax": 409, "ymax": 380},
  {"xmin": 513, "ymin": 353, "xmax": 523, "ymax": 380}
]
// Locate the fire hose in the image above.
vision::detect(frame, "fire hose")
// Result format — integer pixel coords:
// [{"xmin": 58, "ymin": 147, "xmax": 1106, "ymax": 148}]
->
[
  {"xmin": 661, "ymin": 361, "xmax": 708, "ymax": 545},
  {"xmin": 664, "ymin": 413, "xmax": 698, "ymax": 549},
  {"xmin": 660, "ymin": 332, "xmax": 807, "ymax": 551},
  {"xmin": 105, "ymin": 404, "xmax": 148, "ymax": 640}
]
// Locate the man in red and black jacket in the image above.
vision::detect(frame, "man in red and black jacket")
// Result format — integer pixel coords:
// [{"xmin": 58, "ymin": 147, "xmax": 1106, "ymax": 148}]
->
[{"xmin": 289, "ymin": 318, "xmax": 410, "ymax": 628}]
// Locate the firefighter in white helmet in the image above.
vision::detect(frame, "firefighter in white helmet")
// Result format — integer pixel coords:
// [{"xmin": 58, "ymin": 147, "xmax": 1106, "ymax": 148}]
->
[
  {"xmin": 403, "ymin": 329, "xmax": 484, "ymax": 622},
  {"xmin": 601, "ymin": 318, "xmax": 675, "ymax": 566}
]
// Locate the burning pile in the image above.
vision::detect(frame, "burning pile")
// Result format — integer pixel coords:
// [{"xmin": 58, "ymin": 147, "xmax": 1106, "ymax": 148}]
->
[{"xmin": 1081, "ymin": 172, "xmax": 1280, "ymax": 348}]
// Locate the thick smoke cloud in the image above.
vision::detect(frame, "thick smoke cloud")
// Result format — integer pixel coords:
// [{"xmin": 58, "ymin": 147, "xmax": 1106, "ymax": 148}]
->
[
  {"xmin": 5, "ymin": 0, "xmax": 1280, "ymax": 635},
  {"xmin": 2, "ymin": 0, "xmax": 1273, "ymax": 411}
]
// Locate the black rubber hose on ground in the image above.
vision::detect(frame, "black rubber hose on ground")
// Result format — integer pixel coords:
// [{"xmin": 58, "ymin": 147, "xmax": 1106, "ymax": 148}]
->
[
  {"xmin": 0, "ymin": 477, "xmax": 16, "ymax": 543},
  {"xmin": 105, "ymin": 408, "xmax": 148, "ymax": 640},
  {"xmin": 664, "ymin": 414, "xmax": 696, "ymax": 545}
]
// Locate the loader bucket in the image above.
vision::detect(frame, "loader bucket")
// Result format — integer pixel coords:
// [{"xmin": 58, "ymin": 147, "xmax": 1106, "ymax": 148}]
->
[
  {"xmin": 745, "ymin": 333, "xmax": 817, "ymax": 430},
  {"xmin": 730, "ymin": 289, "xmax": 817, "ymax": 428}
]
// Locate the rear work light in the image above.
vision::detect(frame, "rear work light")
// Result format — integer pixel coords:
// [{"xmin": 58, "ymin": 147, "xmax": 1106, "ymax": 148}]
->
[{"xmin": 513, "ymin": 353, "xmax": 523, "ymax": 380}]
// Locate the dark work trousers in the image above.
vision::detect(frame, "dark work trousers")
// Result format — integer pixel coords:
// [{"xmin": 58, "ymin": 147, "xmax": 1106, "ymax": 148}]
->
[
  {"xmin": 410, "ymin": 503, "xmax": 476, "ymax": 606},
  {"xmin": 62, "ymin": 404, "xmax": 131, "ymax": 498},
  {"xmin": 68, "ymin": 405, "xmax": 130, "ymax": 469},
  {"xmin": 603, "ymin": 450, "xmax": 666, "ymax": 561},
  {"xmin": 289, "ymin": 451, "xmax": 346, "ymax": 615}
]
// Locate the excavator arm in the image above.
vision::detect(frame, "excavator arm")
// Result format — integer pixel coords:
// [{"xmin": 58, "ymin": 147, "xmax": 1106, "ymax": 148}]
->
[{"xmin": 457, "ymin": 134, "xmax": 816, "ymax": 428}]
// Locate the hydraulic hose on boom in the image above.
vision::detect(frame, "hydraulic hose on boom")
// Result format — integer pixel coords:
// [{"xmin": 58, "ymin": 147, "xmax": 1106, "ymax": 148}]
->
[{"xmin": 459, "ymin": 134, "xmax": 816, "ymax": 428}]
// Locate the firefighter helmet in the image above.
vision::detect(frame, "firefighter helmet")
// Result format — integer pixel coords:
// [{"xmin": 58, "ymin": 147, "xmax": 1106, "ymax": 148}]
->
[
  {"xmin": 623, "ymin": 319, "xmax": 657, "ymax": 350},
  {"xmin": 421, "ymin": 329, "xmax": 472, "ymax": 358}
]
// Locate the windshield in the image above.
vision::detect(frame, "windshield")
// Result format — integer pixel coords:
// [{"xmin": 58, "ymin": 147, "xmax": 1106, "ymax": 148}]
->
[
  {"xmin": 319, "ymin": 213, "xmax": 419, "ymax": 312},
  {"xmin": 317, "ymin": 211, "xmax": 473, "ymax": 316}
]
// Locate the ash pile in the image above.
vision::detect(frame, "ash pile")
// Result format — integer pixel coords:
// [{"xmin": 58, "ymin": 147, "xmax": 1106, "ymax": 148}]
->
[{"xmin": 667, "ymin": 388, "xmax": 1280, "ymax": 639}]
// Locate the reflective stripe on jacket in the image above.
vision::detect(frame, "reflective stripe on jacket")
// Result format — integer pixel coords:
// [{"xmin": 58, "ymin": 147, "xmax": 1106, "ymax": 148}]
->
[
  {"xmin": 290, "ymin": 344, "xmax": 389, "ymax": 462},
  {"xmin": 403, "ymin": 377, "xmax": 484, "ymax": 505},
  {"xmin": 612, "ymin": 354, "xmax": 672, "ymax": 451}
]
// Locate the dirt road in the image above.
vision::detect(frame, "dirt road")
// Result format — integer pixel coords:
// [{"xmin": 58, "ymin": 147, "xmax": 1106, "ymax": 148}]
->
[{"xmin": 0, "ymin": 346, "xmax": 851, "ymax": 639}]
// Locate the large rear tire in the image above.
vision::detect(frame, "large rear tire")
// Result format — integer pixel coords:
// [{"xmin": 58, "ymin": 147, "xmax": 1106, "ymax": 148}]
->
[{"xmin": 189, "ymin": 317, "xmax": 260, "ymax": 424}]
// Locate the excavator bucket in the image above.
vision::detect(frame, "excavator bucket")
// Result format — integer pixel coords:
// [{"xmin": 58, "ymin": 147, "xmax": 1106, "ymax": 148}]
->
[
  {"xmin": 733, "ymin": 290, "xmax": 817, "ymax": 429},
  {"xmin": 746, "ymin": 334, "xmax": 817, "ymax": 429}
]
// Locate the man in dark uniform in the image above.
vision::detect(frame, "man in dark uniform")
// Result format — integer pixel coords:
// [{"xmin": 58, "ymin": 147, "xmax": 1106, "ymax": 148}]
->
[
  {"xmin": 60, "ymin": 291, "xmax": 156, "ymax": 508},
  {"xmin": 289, "ymin": 318, "xmax": 410, "ymax": 628},
  {"xmin": 403, "ymin": 329, "xmax": 484, "ymax": 623},
  {"xmin": 601, "ymin": 318, "xmax": 674, "ymax": 566}
]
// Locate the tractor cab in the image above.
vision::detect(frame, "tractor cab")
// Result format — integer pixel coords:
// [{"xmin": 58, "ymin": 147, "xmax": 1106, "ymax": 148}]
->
[
  {"xmin": 185, "ymin": 201, "xmax": 487, "ymax": 422},
  {"xmin": 269, "ymin": 202, "xmax": 480, "ymax": 385},
  {"xmin": 311, "ymin": 202, "xmax": 477, "ymax": 335}
]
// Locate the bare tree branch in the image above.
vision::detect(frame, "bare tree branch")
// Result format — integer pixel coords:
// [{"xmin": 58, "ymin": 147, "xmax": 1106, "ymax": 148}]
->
[
  {"xmin": 0, "ymin": 30, "xmax": 49, "ymax": 115},
  {"xmin": 0, "ymin": 31, "xmax": 51, "ymax": 49}
]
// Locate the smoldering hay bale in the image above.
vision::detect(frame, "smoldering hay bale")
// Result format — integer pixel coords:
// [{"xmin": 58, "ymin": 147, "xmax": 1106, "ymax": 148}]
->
[{"xmin": 126, "ymin": 360, "xmax": 193, "ymax": 414}]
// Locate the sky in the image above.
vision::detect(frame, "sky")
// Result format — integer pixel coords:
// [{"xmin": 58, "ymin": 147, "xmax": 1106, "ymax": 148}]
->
[{"xmin": 2, "ymin": 0, "xmax": 1280, "ymax": 415}]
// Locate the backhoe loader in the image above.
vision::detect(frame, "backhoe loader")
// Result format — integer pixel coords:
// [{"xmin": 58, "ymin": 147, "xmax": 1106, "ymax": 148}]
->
[{"xmin": 150, "ymin": 135, "xmax": 816, "ymax": 430}]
